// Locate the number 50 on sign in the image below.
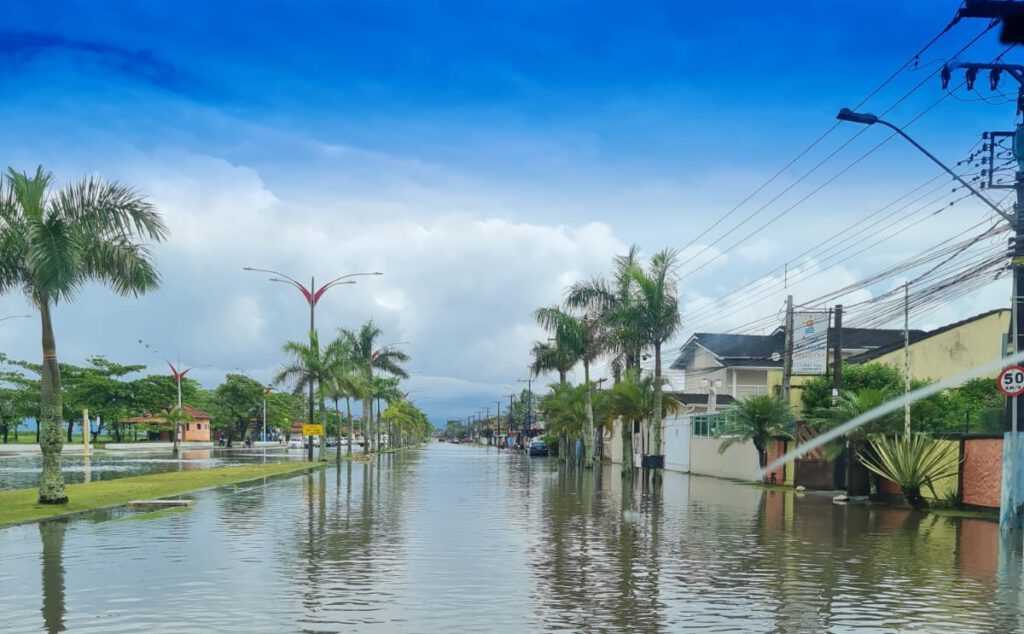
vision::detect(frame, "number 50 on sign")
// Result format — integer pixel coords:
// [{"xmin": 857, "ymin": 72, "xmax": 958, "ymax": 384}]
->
[{"xmin": 999, "ymin": 365, "xmax": 1024, "ymax": 397}]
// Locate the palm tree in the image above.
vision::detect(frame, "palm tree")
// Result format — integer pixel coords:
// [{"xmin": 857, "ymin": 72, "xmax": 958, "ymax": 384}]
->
[
  {"xmin": 816, "ymin": 387, "xmax": 901, "ymax": 496},
  {"xmin": 718, "ymin": 395, "xmax": 793, "ymax": 473},
  {"xmin": 529, "ymin": 340, "xmax": 577, "ymax": 385},
  {"xmin": 534, "ymin": 306, "xmax": 605, "ymax": 468},
  {"xmin": 611, "ymin": 248, "xmax": 681, "ymax": 460},
  {"xmin": 0, "ymin": 167, "xmax": 167, "ymax": 503},
  {"xmin": 539, "ymin": 382, "xmax": 588, "ymax": 463},
  {"xmin": 274, "ymin": 330, "xmax": 349, "ymax": 458},
  {"xmin": 164, "ymin": 406, "xmax": 193, "ymax": 454},
  {"xmin": 341, "ymin": 320, "xmax": 409, "ymax": 453},
  {"xmin": 325, "ymin": 351, "xmax": 361, "ymax": 458},
  {"xmin": 566, "ymin": 245, "xmax": 644, "ymax": 380},
  {"xmin": 605, "ymin": 369, "xmax": 682, "ymax": 473},
  {"xmin": 371, "ymin": 375, "xmax": 402, "ymax": 449}
]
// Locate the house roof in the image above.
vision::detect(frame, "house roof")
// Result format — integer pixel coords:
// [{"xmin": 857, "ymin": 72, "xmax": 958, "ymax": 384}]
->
[
  {"xmin": 672, "ymin": 325, "xmax": 925, "ymax": 370},
  {"xmin": 847, "ymin": 308, "xmax": 1008, "ymax": 363}
]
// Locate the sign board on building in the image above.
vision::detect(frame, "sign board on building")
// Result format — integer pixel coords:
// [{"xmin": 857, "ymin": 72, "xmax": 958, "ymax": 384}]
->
[
  {"xmin": 793, "ymin": 312, "xmax": 829, "ymax": 375},
  {"xmin": 302, "ymin": 424, "xmax": 324, "ymax": 436}
]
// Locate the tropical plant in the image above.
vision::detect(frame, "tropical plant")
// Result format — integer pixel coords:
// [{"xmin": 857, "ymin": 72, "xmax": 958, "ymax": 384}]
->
[
  {"xmin": 529, "ymin": 340, "xmax": 578, "ymax": 385},
  {"xmin": 566, "ymin": 244, "xmax": 645, "ymax": 380},
  {"xmin": 164, "ymin": 406, "xmax": 193, "ymax": 453},
  {"xmin": 341, "ymin": 320, "xmax": 409, "ymax": 453},
  {"xmin": 0, "ymin": 166, "xmax": 167, "ymax": 503},
  {"xmin": 539, "ymin": 382, "xmax": 588, "ymax": 463},
  {"xmin": 534, "ymin": 306, "xmax": 606, "ymax": 467},
  {"xmin": 718, "ymin": 395, "xmax": 794, "ymax": 472},
  {"xmin": 608, "ymin": 248, "xmax": 681, "ymax": 458},
  {"xmin": 857, "ymin": 434, "xmax": 961, "ymax": 507},
  {"xmin": 274, "ymin": 330, "xmax": 350, "ymax": 457},
  {"xmin": 605, "ymin": 369, "xmax": 681, "ymax": 473}
]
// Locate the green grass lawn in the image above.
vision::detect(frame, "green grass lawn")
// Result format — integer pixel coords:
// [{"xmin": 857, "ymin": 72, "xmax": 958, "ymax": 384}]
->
[{"xmin": 0, "ymin": 460, "xmax": 336, "ymax": 527}]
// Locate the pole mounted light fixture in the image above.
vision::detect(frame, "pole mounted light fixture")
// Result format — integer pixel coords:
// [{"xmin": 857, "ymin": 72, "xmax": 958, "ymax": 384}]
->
[
  {"xmin": 836, "ymin": 108, "xmax": 1012, "ymax": 224},
  {"xmin": 244, "ymin": 266, "xmax": 384, "ymax": 461}
]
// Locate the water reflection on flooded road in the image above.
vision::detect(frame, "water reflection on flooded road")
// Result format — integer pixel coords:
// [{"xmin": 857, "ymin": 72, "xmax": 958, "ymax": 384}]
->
[{"xmin": 0, "ymin": 443, "xmax": 1018, "ymax": 632}]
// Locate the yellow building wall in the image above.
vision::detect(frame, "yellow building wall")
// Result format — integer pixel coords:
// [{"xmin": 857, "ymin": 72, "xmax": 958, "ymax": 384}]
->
[
  {"xmin": 924, "ymin": 439, "xmax": 960, "ymax": 501},
  {"xmin": 868, "ymin": 310, "xmax": 1009, "ymax": 383}
]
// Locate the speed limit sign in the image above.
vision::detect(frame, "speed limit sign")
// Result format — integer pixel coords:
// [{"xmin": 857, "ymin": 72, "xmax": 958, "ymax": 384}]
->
[{"xmin": 999, "ymin": 365, "xmax": 1024, "ymax": 397}]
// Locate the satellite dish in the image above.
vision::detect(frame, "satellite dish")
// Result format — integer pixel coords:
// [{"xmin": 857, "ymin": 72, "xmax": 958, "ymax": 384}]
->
[{"xmin": 770, "ymin": 352, "xmax": 781, "ymax": 362}]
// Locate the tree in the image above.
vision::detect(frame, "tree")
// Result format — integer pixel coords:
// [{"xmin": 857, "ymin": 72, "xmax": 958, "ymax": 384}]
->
[
  {"xmin": 274, "ymin": 329, "xmax": 351, "ymax": 458},
  {"xmin": 535, "ymin": 306, "xmax": 605, "ymax": 468},
  {"xmin": 341, "ymin": 320, "xmax": 409, "ymax": 453},
  {"xmin": 607, "ymin": 248, "xmax": 681, "ymax": 459},
  {"xmin": 566, "ymin": 245, "xmax": 645, "ymax": 380},
  {"xmin": 539, "ymin": 382, "xmax": 588, "ymax": 463},
  {"xmin": 211, "ymin": 373, "xmax": 264, "ymax": 446},
  {"xmin": 0, "ymin": 166, "xmax": 167, "ymax": 503},
  {"xmin": 529, "ymin": 341, "xmax": 578, "ymax": 385},
  {"xmin": 718, "ymin": 395, "xmax": 794, "ymax": 473},
  {"xmin": 444, "ymin": 419, "xmax": 467, "ymax": 440},
  {"xmin": 65, "ymin": 357, "xmax": 144, "ymax": 443},
  {"xmin": 163, "ymin": 406, "xmax": 193, "ymax": 453},
  {"xmin": 605, "ymin": 369, "xmax": 681, "ymax": 473}
]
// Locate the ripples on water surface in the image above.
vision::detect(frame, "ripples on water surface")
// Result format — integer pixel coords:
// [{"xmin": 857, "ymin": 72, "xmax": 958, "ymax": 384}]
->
[{"xmin": 0, "ymin": 443, "xmax": 1019, "ymax": 632}]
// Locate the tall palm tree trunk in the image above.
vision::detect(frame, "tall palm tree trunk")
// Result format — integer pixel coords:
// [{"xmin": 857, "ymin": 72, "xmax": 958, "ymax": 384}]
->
[
  {"xmin": 38, "ymin": 301, "xmax": 67, "ymax": 504},
  {"xmin": 583, "ymin": 361, "xmax": 595, "ymax": 469},
  {"xmin": 621, "ymin": 417, "xmax": 634, "ymax": 475},
  {"xmin": 651, "ymin": 343, "xmax": 664, "ymax": 457},
  {"xmin": 363, "ymin": 396, "xmax": 371, "ymax": 454},
  {"xmin": 335, "ymin": 397, "xmax": 343, "ymax": 461},
  {"xmin": 346, "ymin": 397, "xmax": 354, "ymax": 456}
]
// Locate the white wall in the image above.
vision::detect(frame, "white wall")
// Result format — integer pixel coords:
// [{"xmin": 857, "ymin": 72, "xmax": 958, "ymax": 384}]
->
[
  {"xmin": 663, "ymin": 414, "xmax": 691, "ymax": 473},
  {"xmin": 689, "ymin": 436, "xmax": 760, "ymax": 481}
]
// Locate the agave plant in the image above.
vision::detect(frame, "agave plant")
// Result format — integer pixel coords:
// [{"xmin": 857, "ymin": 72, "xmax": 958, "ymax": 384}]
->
[{"xmin": 857, "ymin": 434, "xmax": 961, "ymax": 507}]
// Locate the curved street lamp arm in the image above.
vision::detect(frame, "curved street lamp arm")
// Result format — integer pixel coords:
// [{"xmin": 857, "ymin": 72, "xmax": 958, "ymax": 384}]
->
[
  {"xmin": 836, "ymin": 110, "xmax": 1013, "ymax": 225},
  {"xmin": 875, "ymin": 119, "xmax": 1013, "ymax": 225},
  {"xmin": 314, "ymin": 272, "xmax": 383, "ymax": 304},
  {"xmin": 269, "ymin": 277, "xmax": 315, "ymax": 304}
]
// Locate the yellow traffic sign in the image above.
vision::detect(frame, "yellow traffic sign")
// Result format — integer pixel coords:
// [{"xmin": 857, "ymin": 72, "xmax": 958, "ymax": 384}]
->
[{"xmin": 302, "ymin": 424, "xmax": 324, "ymax": 436}]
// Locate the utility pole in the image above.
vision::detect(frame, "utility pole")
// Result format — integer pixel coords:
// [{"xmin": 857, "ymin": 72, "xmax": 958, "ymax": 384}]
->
[
  {"xmin": 507, "ymin": 392, "xmax": 515, "ymax": 443},
  {"xmin": 927, "ymin": 56, "xmax": 1024, "ymax": 531},
  {"xmin": 518, "ymin": 377, "xmax": 533, "ymax": 447},
  {"xmin": 904, "ymin": 283, "xmax": 912, "ymax": 437},
  {"xmin": 780, "ymin": 295, "xmax": 794, "ymax": 404},
  {"xmin": 832, "ymin": 305, "xmax": 843, "ymax": 406}
]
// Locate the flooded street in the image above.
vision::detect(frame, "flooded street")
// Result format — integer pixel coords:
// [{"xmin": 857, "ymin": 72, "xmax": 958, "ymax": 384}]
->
[
  {"xmin": 0, "ymin": 448, "xmax": 305, "ymax": 491},
  {"xmin": 1, "ymin": 442, "xmax": 1020, "ymax": 633}
]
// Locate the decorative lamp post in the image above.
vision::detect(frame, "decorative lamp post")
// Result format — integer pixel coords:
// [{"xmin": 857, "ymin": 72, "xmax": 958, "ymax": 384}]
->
[{"xmin": 244, "ymin": 267, "xmax": 382, "ymax": 461}]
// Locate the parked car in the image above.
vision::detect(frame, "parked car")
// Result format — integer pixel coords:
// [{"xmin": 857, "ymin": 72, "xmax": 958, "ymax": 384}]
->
[
  {"xmin": 287, "ymin": 436, "xmax": 304, "ymax": 449},
  {"xmin": 528, "ymin": 439, "xmax": 548, "ymax": 457}
]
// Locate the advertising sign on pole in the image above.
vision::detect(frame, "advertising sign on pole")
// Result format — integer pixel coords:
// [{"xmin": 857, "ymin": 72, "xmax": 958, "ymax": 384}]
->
[{"xmin": 793, "ymin": 312, "xmax": 829, "ymax": 375}]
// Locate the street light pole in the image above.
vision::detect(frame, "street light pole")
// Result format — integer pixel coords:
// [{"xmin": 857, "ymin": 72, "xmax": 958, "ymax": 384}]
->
[
  {"xmin": 244, "ymin": 267, "xmax": 382, "ymax": 461},
  {"xmin": 837, "ymin": 107, "xmax": 1021, "ymax": 528}
]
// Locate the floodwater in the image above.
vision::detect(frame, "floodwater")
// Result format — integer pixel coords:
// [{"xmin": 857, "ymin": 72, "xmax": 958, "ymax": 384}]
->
[
  {"xmin": 0, "ymin": 443, "xmax": 1020, "ymax": 633},
  {"xmin": 0, "ymin": 448, "xmax": 304, "ymax": 491}
]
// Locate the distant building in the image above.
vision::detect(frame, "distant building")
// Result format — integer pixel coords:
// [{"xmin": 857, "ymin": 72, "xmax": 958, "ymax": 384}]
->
[
  {"xmin": 121, "ymin": 405, "xmax": 213, "ymax": 442},
  {"xmin": 670, "ymin": 326, "xmax": 915, "ymax": 409}
]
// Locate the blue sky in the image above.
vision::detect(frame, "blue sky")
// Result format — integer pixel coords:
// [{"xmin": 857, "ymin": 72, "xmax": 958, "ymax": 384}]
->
[{"xmin": 0, "ymin": 1, "xmax": 1015, "ymax": 423}]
